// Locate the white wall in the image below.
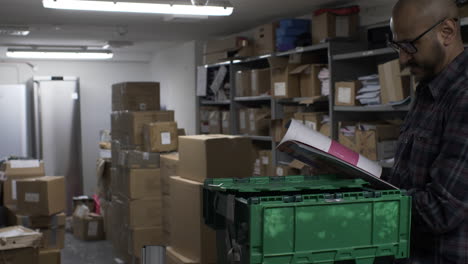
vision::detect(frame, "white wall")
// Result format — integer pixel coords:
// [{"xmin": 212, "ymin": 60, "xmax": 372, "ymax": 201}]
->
[
  {"xmin": 0, "ymin": 60, "xmax": 152, "ymax": 196},
  {"xmin": 149, "ymin": 41, "xmax": 197, "ymax": 135}
]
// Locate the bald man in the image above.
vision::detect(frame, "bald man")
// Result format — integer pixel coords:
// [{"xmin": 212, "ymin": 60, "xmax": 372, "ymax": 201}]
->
[{"xmin": 385, "ymin": 0, "xmax": 468, "ymax": 263}]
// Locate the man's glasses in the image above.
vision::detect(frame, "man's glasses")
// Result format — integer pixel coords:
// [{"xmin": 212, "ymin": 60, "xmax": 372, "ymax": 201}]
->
[{"xmin": 388, "ymin": 17, "xmax": 457, "ymax": 54}]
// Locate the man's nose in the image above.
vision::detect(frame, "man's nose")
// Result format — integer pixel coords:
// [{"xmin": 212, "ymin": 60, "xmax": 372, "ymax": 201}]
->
[{"xmin": 399, "ymin": 49, "xmax": 413, "ymax": 66}]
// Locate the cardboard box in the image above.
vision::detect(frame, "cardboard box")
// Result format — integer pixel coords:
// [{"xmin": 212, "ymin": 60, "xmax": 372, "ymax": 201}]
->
[
  {"xmin": 128, "ymin": 226, "xmax": 164, "ymax": 258},
  {"xmin": 0, "ymin": 226, "xmax": 42, "ymax": 250},
  {"xmin": 118, "ymin": 150, "xmax": 160, "ymax": 169},
  {"xmin": 238, "ymin": 109, "xmax": 249, "ymax": 134},
  {"xmin": 248, "ymin": 108, "xmax": 271, "ymax": 136},
  {"xmin": 112, "ymin": 111, "xmax": 175, "ymax": 147},
  {"xmin": 205, "ymin": 36, "xmax": 246, "ymax": 54},
  {"xmin": 301, "ymin": 112, "xmax": 325, "ymax": 131},
  {"xmin": 251, "ymin": 68, "xmax": 271, "ymax": 96},
  {"xmin": 319, "ymin": 123, "xmax": 331, "ymax": 138},
  {"xmin": 169, "ymin": 176, "xmax": 216, "ymax": 264},
  {"xmin": 17, "ymin": 176, "xmax": 65, "ymax": 216},
  {"xmin": 221, "ymin": 111, "xmax": 230, "ymax": 134},
  {"xmin": 334, "ymin": 81, "xmax": 362, "ymax": 106},
  {"xmin": 1, "ymin": 160, "xmax": 45, "ymax": 208},
  {"xmin": 72, "ymin": 196, "xmax": 96, "ymax": 214},
  {"xmin": 7, "ymin": 211, "xmax": 66, "ymax": 229},
  {"xmin": 178, "ymin": 135, "xmax": 253, "ymax": 182},
  {"xmin": 41, "ymin": 227, "xmax": 65, "ymax": 249},
  {"xmin": 39, "ymin": 249, "xmax": 60, "ymax": 264},
  {"xmin": 166, "ymin": 247, "xmax": 200, "ymax": 264},
  {"xmin": 112, "ymin": 82, "xmax": 160, "ymax": 111},
  {"xmin": 203, "ymin": 51, "xmax": 229, "ymax": 65},
  {"xmin": 291, "ymin": 64, "xmax": 326, "ymax": 97},
  {"xmin": 200, "ymin": 107, "xmax": 215, "ymax": 134},
  {"xmin": 0, "ymin": 247, "xmax": 39, "ymax": 264},
  {"xmin": 312, "ymin": 12, "xmax": 359, "ymax": 44},
  {"xmin": 269, "ymin": 57, "xmax": 300, "ymax": 98},
  {"xmin": 272, "ymin": 112, "xmax": 295, "ymax": 142},
  {"xmin": 235, "ymin": 70, "xmax": 251, "ymax": 97},
  {"xmin": 123, "ymin": 197, "xmax": 162, "ymax": 228},
  {"xmin": 275, "ymin": 165, "xmax": 300, "ymax": 176},
  {"xmin": 356, "ymin": 124, "xmax": 400, "ymax": 160},
  {"xmin": 160, "ymin": 153, "xmax": 179, "ymax": 195},
  {"xmin": 120, "ymin": 169, "xmax": 161, "ymax": 199},
  {"xmin": 339, "ymin": 132, "xmax": 358, "ymax": 152},
  {"xmin": 258, "ymin": 150, "xmax": 274, "ymax": 176},
  {"xmin": 73, "ymin": 213, "xmax": 105, "ymax": 241},
  {"xmin": 143, "ymin": 122, "xmax": 178, "ymax": 153},
  {"xmin": 254, "ymin": 23, "xmax": 277, "ymax": 56},
  {"xmin": 378, "ymin": 59, "xmax": 410, "ymax": 104},
  {"xmin": 208, "ymin": 110, "xmax": 221, "ymax": 134}
]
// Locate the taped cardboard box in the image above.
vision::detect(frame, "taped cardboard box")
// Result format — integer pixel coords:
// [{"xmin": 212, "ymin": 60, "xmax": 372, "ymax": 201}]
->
[
  {"xmin": 96, "ymin": 158, "xmax": 112, "ymax": 201},
  {"xmin": 128, "ymin": 226, "xmax": 164, "ymax": 258},
  {"xmin": 251, "ymin": 68, "xmax": 271, "ymax": 96},
  {"xmin": 169, "ymin": 176, "xmax": 216, "ymax": 264},
  {"xmin": 1, "ymin": 160, "xmax": 45, "ymax": 208},
  {"xmin": 248, "ymin": 108, "xmax": 271, "ymax": 136},
  {"xmin": 312, "ymin": 12, "xmax": 359, "ymax": 44},
  {"xmin": 0, "ymin": 226, "xmax": 42, "ymax": 250},
  {"xmin": 235, "ymin": 70, "xmax": 251, "ymax": 97},
  {"xmin": 275, "ymin": 165, "xmax": 300, "ymax": 177},
  {"xmin": 17, "ymin": 176, "xmax": 66, "ymax": 216},
  {"xmin": 162, "ymin": 194, "xmax": 171, "ymax": 236},
  {"xmin": 293, "ymin": 112, "xmax": 325, "ymax": 131},
  {"xmin": 319, "ymin": 123, "xmax": 331, "ymax": 138},
  {"xmin": 268, "ymin": 57, "xmax": 300, "ymax": 98},
  {"xmin": 112, "ymin": 82, "xmax": 160, "ymax": 111},
  {"xmin": 119, "ymin": 150, "xmax": 160, "ymax": 169},
  {"xmin": 72, "ymin": 213, "xmax": 105, "ymax": 241},
  {"xmin": 179, "ymin": 135, "xmax": 254, "ymax": 182},
  {"xmin": 39, "ymin": 249, "xmax": 61, "ymax": 264},
  {"xmin": 221, "ymin": 111, "xmax": 231, "ymax": 134},
  {"xmin": 378, "ymin": 59, "xmax": 410, "ymax": 104},
  {"xmin": 253, "ymin": 23, "xmax": 277, "ymax": 56},
  {"xmin": 238, "ymin": 109, "xmax": 249, "ymax": 135},
  {"xmin": 208, "ymin": 110, "xmax": 221, "ymax": 134},
  {"xmin": 143, "ymin": 122, "xmax": 178, "ymax": 153},
  {"xmin": 122, "ymin": 197, "xmax": 162, "ymax": 228},
  {"xmin": 160, "ymin": 153, "xmax": 179, "ymax": 195},
  {"xmin": 356, "ymin": 124, "xmax": 400, "ymax": 161},
  {"xmin": 166, "ymin": 246, "xmax": 200, "ymax": 264},
  {"xmin": 112, "ymin": 111, "xmax": 175, "ymax": 147},
  {"xmin": 290, "ymin": 64, "xmax": 326, "ymax": 97},
  {"xmin": 120, "ymin": 169, "xmax": 161, "ymax": 200},
  {"xmin": 335, "ymin": 81, "xmax": 361, "ymax": 106},
  {"xmin": 41, "ymin": 227, "xmax": 65, "ymax": 249}
]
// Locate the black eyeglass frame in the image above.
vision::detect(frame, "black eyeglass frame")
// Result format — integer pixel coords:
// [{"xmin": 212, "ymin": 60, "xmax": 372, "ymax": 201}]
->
[{"xmin": 388, "ymin": 17, "xmax": 458, "ymax": 54}]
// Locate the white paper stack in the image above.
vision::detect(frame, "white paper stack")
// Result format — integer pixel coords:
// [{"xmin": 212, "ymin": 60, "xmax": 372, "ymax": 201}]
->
[
  {"xmin": 356, "ymin": 74, "xmax": 381, "ymax": 105},
  {"xmin": 340, "ymin": 125, "xmax": 356, "ymax": 137},
  {"xmin": 318, "ymin": 68, "xmax": 330, "ymax": 96}
]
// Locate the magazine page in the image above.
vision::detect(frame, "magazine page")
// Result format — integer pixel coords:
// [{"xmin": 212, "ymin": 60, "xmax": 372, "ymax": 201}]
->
[{"xmin": 278, "ymin": 119, "xmax": 397, "ymax": 190}]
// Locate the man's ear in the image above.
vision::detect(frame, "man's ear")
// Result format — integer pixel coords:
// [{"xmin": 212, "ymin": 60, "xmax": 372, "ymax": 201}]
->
[{"xmin": 439, "ymin": 19, "xmax": 458, "ymax": 46}]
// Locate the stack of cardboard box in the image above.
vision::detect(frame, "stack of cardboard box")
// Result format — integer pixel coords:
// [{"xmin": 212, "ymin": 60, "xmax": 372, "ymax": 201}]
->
[
  {"xmin": 238, "ymin": 107, "xmax": 271, "ymax": 136},
  {"xmin": 166, "ymin": 135, "xmax": 254, "ymax": 263},
  {"xmin": 13, "ymin": 176, "xmax": 66, "ymax": 264},
  {"xmin": 110, "ymin": 82, "xmax": 177, "ymax": 263}
]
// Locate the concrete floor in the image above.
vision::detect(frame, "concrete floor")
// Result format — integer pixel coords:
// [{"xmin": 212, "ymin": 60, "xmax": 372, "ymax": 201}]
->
[{"xmin": 62, "ymin": 232, "xmax": 115, "ymax": 264}]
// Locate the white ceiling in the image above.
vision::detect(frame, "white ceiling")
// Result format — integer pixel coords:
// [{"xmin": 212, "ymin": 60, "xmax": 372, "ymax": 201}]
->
[{"xmin": 0, "ymin": 0, "xmax": 395, "ymax": 53}]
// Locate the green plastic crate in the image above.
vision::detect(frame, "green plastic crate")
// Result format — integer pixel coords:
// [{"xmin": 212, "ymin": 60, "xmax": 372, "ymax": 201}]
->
[{"xmin": 203, "ymin": 175, "xmax": 411, "ymax": 264}]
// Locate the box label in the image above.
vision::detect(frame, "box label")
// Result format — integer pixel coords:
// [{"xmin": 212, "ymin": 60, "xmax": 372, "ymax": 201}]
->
[
  {"xmin": 25, "ymin": 192, "xmax": 40, "ymax": 203},
  {"xmin": 254, "ymin": 159, "xmax": 261, "ymax": 175},
  {"xmin": 12, "ymin": 180, "xmax": 17, "ymax": 200},
  {"xmin": 338, "ymin": 87, "xmax": 352, "ymax": 104},
  {"xmin": 276, "ymin": 167, "xmax": 284, "ymax": 176},
  {"xmin": 223, "ymin": 120, "xmax": 229, "ymax": 129},
  {"xmin": 139, "ymin": 103, "xmax": 147, "ymax": 111},
  {"xmin": 262, "ymin": 156, "xmax": 269, "ymax": 165},
  {"xmin": 305, "ymin": 121, "xmax": 317, "ymax": 131},
  {"xmin": 240, "ymin": 112, "xmax": 246, "ymax": 130},
  {"xmin": 161, "ymin": 132, "xmax": 171, "ymax": 145},
  {"xmin": 274, "ymin": 82, "xmax": 286, "ymax": 96},
  {"xmin": 88, "ymin": 221, "xmax": 99, "ymax": 237},
  {"xmin": 143, "ymin": 152, "xmax": 150, "ymax": 160},
  {"xmin": 336, "ymin": 16, "xmax": 350, "ymax": 37},
  {"xmin": 10, "ymin": 160, "xmax": 40, "ymax": 169}
]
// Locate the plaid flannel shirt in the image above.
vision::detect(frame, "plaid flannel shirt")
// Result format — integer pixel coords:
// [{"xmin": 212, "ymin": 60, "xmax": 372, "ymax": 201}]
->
[{"xmin": 384, "ymin": 49, "xmax": 468, "ymax": 264}]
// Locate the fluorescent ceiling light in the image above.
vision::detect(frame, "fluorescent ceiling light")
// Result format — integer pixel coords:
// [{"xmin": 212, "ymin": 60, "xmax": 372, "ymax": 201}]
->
[
  {"xmin": 42, "ymin": 0, "xmax": 234, "ymax": 16},
  {"xmin": 6, "ymin": 49, "xmax": 113, "ymax": 60}
]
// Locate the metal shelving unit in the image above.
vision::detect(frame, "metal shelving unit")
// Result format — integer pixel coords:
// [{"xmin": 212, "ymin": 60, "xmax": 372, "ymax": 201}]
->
[
  {"xmin": 333, "ymin": 47, "xmax": 396, "ymax": 61},
  {"xmin": 200, "ymin": 100, "xmax": 231, "ymax": 106},
  {"xmin": 234, "ymin": 95, "xmax": 271, "ymax": 102},
  {"xmin": 334, "ymin": 105, "xmax": 410, "ymax": 112}
]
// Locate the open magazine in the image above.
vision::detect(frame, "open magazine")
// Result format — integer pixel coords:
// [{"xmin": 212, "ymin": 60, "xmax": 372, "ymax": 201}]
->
[{"xmin": 277, "ymin": 119, "xmax": 398, "ymax": 190}]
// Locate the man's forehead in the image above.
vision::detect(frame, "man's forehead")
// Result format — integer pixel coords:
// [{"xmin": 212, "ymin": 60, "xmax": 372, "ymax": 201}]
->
[{"xmin": 391, "ymin": 15, "xmax": 429, "ymax": 41}]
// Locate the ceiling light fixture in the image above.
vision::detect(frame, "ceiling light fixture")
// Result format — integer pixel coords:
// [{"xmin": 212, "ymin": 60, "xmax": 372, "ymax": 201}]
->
[
  {"xmin": 6, "ymin": 49, "xmax": 113, "ymax": 60},
  {"xmin": 42, "ymin": 0, "xmax": 234, "ymax": 16}
]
